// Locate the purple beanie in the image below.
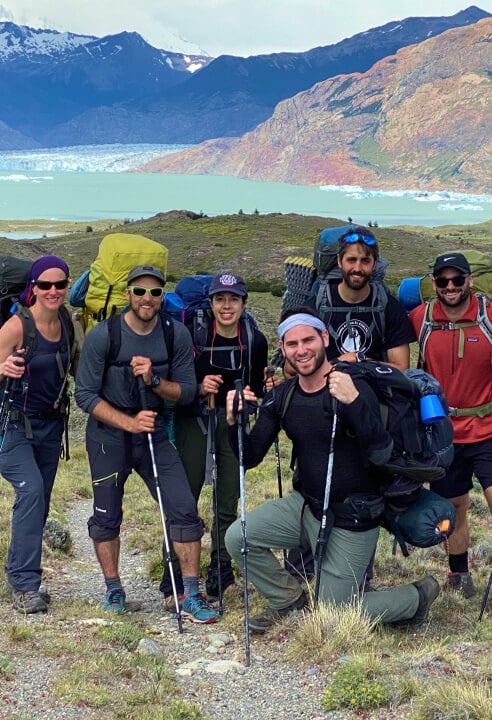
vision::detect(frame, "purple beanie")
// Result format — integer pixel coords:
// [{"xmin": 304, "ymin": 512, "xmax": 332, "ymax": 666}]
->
[{"xmin": 20, "ymin": 255, "xmax": 70, "ymax": 306}]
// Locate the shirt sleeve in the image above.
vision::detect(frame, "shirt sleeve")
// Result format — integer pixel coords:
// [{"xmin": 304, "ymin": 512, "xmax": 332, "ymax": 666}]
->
[
  {"xmin": 341, "ymin": 379, "xmax": 394, "ymax": 466},
  {"xmin": 227, "ymin": 388, "xmax": 280, "ymax": 468},
  {"xmin": 384, "ymin": 294, "xmax": 416, "ymax": 349},
  {"xmin": 74, "ymin": 323, "xmax": 110, "ymax": 415},
  {"xmin": 169, "ymin": 321, "xmax": 197, "ymax": 406}
]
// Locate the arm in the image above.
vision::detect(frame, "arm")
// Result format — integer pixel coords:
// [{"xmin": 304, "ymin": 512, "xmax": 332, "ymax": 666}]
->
[
  {"xmin": 330, "ymin": 373, "xmax": 393, "ymax": 466},
  {"xmin": 249, "ymin": 330, "xmax": 269, "ymax": 398},
  {"xmin": 385, "ymin": 343, "xmax": 410, "ymax": 371},
  {"xmin": 165, "ymin": 321, "xmax": 197, "ymax": 405},
  {"xmin": 0, "ymin": 315, "xmax": 25, "ymax": 381}
]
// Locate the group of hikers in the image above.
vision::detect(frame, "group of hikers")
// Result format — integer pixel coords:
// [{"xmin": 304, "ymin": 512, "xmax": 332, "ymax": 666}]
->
[{"xmin": 0, "ymin": 225, "xmax": 490, "ymax": 635}]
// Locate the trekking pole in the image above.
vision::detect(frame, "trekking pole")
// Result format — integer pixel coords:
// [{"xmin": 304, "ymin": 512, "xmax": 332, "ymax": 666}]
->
[
  {"xmin": 0, "ymin": 353, "xmax": 23, "ymax": 452},
  {"xmin": 314, "ymin": 397, "xmax": 338, "ymax": 609},
  {"xmin": 208, "ymin": 392, "xmax": 223, "ymax": 615},
  {"xmin": 234, "ymin": 378, "xmax": 251, "ymax": 667},
  {"xmin": 138, "ymin": 378, "xmax": 183, "ymax": 634},
  {"xmin": 266, "ymin": 366, "xmax": 287, "ymax": 565},
  {"xmin": 478, "ymin": 569, "xmax": 492, "ymax": 622}
]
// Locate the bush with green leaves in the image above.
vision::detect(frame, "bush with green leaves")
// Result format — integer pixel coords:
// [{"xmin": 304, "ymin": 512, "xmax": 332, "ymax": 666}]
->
[{"xmin": 323, "ymin": 660, "xmax": 391, "ymax": 712}]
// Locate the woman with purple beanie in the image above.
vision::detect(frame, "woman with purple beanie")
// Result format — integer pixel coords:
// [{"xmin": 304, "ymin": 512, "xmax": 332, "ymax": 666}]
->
[{"xmin": 0, "ymin": 255, "xmax": 73, "ymax": 614}]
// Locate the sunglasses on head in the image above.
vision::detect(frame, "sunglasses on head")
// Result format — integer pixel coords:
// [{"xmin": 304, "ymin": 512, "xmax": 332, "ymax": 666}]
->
[
  {"xmin": 434, "ymin": 275, "xmax": 467, "ymax": 289},
  {"xmin": 127, "ymin": 285, "xmax": 165, "ymax": 298},
  {"xmin": 341, "ymin": 232, "xmax": 377, "ymax": 246},
  {"xmin": 34, "ymin": 279, "xmax": 69, "ymax": 290}
]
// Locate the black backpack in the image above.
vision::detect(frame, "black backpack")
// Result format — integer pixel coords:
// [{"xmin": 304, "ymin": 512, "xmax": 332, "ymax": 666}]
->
[
  {"xmin": 335, "ymin": 361, "xmax": 454, "ymax": 482},
  {"xmin": 0, "ymin": 255, "xmax": 33, "ymax": 324}
]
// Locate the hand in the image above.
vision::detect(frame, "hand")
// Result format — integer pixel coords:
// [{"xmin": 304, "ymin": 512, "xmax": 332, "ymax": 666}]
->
[
  {"xmin": 2, "ymin": 349, "xmax": 25, "ymax": 379},
  {"xmin": 226, "ymin": 385, "xmax": 257, "ymax": 425},
  {"xmin": 264, "ymin": 367, "xmax": 282, "ymax": 392},
  {"xmin": 327, "ymin": 371, "xmax": 359, "ymax": 404},
  {"xmin": 131, "ymin": 410, "xmax": 157, "ymax": 433},
  {"xmin": 199, "ymin": 374, "xmax": 223, "ymax": 396},
  {"xmin": 130, "ymin": 355, "xmax": 153, "ymax": 385},
  {"xmin": 336, "ymin": 352, "xmax": 358, "ymax": 363}
]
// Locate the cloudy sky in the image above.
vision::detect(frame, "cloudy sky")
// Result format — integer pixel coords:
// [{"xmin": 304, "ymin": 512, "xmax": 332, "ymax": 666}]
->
[{"xmin": 1, "ymin": 1, "xmax": 491, "ymax": 56}]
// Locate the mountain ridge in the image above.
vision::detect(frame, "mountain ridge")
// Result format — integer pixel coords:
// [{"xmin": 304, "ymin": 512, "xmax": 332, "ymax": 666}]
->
[{"xmin": 138, "ymin": 18, "xmax": 492, "ymax": 194}]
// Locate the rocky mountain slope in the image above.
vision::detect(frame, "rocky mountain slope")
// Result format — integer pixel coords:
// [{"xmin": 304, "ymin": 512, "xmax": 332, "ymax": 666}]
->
[
  {"xmin": 0, "ymin": 7, "xmax": 488, "ymax": 148},
  {"xmin": 140, "ymin": 18, "xmax": 492, "ymax": 193}
]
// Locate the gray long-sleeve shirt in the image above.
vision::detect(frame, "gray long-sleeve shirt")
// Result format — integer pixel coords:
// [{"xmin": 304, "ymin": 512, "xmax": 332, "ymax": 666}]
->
[{"xmin": 75, "ymin": 315, "xmax": 196, "ymax": 444}]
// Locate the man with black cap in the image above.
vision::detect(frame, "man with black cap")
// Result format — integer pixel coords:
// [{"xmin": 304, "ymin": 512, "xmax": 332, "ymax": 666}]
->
[
  {"xmin": 159, "ymin": 272, "xmax": 268, "ymax": 607},
  {"xmin": 410, "ymin": 253, "xmax": 492, "ymax": 598},
  {"xmin": 75, "ymin": 265, "xmax": 218, "ymax": 623}
]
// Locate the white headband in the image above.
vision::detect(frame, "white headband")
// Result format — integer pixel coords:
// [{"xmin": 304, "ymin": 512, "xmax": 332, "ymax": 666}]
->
[{"xmin": 277, "ymin": 313, "xmax": 326, "ymax": 339}]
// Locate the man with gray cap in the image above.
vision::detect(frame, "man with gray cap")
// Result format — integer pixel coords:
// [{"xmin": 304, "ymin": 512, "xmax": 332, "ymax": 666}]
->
[
  {"xmin": 75, "ymin": 265, "xmax": 218, "ymax": 623},
  {"xmin": 410, "ymin": 253, "xmax": 492, "ymax": 598}
]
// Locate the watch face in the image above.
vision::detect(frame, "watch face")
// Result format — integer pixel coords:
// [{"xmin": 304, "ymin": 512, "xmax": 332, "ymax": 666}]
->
[
  {"xmin": 356, "ymin": 352, "xmax": 366, "ymax": 362},
  {"xmin": 151, "ymin": 374, "xmax": 160, "ymax": 388}
]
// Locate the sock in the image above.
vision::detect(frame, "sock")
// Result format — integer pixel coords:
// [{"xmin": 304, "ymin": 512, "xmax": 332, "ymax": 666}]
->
[
  {"xmin": 448, "ymin": 552, "xmax": 468, "ymax": 575},
  {"xmin": 183, "ymin": 576, "xmax": 200, "ymax": 597},
  {"xmin": 104, "ymin": 576, "xmax": 122, "ymax": 591}
]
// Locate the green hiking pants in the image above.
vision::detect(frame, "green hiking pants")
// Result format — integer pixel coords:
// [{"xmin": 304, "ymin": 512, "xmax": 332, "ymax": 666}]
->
[
  {"xmin": 225, "ymin": 490, "xmax": 419, "ymax": 623},
  {"xmin": 175, "ymin": 412, "xmax": 239, "ymax": 565}
]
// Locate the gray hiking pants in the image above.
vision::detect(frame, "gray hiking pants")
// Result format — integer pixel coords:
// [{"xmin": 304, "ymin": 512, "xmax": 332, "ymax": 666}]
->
[{"xmin": 225, "ymin": 490, "xmax": 419, "ymax": 623}]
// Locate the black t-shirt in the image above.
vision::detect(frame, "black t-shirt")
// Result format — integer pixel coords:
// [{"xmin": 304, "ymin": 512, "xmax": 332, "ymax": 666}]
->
[
  {"xmin": 191, "ymin": 323, "xmax": 268, "ymax": 409},
  {"xmin": 318, "ymin": 282, "xmax": 415, "ymax": 360}
]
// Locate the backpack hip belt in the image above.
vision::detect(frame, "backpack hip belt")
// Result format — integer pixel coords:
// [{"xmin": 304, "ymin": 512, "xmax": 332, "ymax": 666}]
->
[{"xmin": 448, "ymin": 401, "xmax": 492, "ymax": 418}]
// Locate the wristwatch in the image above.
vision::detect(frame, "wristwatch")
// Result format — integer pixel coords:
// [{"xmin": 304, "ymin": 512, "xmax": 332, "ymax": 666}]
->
[
  {"xmin": 150, "ymin": 374, "xmax": 161, "ymax": 388},
  {"xmin": 356, "ymin": 351, "xmax": 366, "ymax": 363}
]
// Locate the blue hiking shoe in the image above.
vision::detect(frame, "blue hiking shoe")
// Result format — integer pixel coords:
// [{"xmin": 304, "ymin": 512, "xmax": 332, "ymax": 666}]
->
[
  {"xmin": 102, "ymin": 587, "xmax": 126, "ymax": 614},
  {"xmin": 181, "ymin": 593, "xmax": 219, "ymax": 624}
]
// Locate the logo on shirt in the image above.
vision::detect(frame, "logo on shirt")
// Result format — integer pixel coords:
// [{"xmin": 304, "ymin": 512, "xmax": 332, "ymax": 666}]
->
[{"xmin": 336, "ymin": 319, "xmax": 371, "ymax": 354}]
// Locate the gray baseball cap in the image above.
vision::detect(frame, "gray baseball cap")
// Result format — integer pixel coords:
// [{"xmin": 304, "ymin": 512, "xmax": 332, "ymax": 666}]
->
[{"xmin": 127, "ymin": 265, "xmax": 166, "ymax": 285}]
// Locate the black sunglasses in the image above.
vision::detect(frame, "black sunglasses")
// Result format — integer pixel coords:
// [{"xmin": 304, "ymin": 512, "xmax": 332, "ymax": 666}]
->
[
  {"xmin": 34, "ymin": 279, "xmax": 69, "ymax": 290},
  {"xmin": 435, "ymin": 275, "xmax": 467, "ymax": 289},
  {"xmin": 127, "ymin": 285, "xmax": 165, "ymax": 297}
]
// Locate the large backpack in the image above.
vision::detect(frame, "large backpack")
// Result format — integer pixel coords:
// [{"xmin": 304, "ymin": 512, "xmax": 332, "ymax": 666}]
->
[
  {"xmin": 0, "ymin": 255, "xmax": 33, "ymax": 324},
  {"xmin": 163, "ymin": 273, "xmax": 258, "ymax": 385},
  {"xmin": 281, "ymin": 361, "xmax": 454, "ymax": 484},
  {"xmin": 397, "ymin": 249, "xmax": 492, "ymax": 313},
  {"xmin": 71, "ymin": 233, "xmax": 169, "ymax": 334}
]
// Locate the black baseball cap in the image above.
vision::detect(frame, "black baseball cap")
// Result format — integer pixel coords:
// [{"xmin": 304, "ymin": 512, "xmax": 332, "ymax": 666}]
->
[{"xmin": 432, "ymin": 253, "xmax": 471, "ymax": 276}]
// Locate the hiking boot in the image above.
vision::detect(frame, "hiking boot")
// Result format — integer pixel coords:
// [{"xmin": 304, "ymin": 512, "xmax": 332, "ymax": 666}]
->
[
  {"xmin": 160, "ymin": 566, "xmax": 184, "ymax": 610},
  {"xmin": 181, "ymin": 593, "xmax": 219, "ymax": 624},
  {"xmin": 392, "ymin": 576, "xmax": 440, "ymax": 628},
  {"xmin": 38, "ymin": 585, "xmax": 51, "ymax": 605},
  {"xmin": 445, "ymin": 572, "xmax": 477, "ymax": 599},
  {"xmin": 102, "ymin": 587, "xmax": 126, "ymax": 614},
  {"xmin": 205, "ymin": 561, "xmax": 235, "ymax": 600},
  {"xmin": 12, "ymin": 591, "xmax": 48, "ymax": 614},
  {"xmin": 249, "ymin": 591, "xmax": 308, "ymax": 635}
]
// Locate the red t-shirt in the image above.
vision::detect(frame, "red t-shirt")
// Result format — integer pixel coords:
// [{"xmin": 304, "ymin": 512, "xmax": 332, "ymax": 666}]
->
[{"xmin": 410, "ymin": 294, "xmax": 492, "ymax": 444}]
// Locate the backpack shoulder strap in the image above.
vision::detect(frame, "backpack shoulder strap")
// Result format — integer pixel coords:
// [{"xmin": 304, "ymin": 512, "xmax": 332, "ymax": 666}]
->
[
  {"xmin": 476, "ymin": 293, "xmax": 492, "ymax": 345},
  {"xmin": 15, "ymin": 304, "xmax": 37, "ymax": 361},
  {"xmin": 417, "ymin": 299, "xmax": 436, "ymax": 368}
]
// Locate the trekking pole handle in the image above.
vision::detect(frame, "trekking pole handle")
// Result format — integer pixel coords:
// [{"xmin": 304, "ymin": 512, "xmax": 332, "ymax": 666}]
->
[
  {"xmin": 137, "ymin": 376, "xmax": 149, "ymax": 411},
  {"xmin": 208, "ymin": 392, "xmax": 215, "ymax": 411},
  {"xmin": 234, "ymin": 378, "xmax": 244, "ymax": 425}
]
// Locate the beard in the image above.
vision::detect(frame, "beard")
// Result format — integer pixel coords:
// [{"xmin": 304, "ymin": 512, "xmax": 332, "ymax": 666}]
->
[
  {"xmin": 438, "ymin": 285, "xmax": 472, "ymax": 308},
  {"xmin": 342, "ymin": 269, "xmax": 371, "ymax": 290},
  {"xmin": 287, "ymin": 343, "xmax": 327, "ymax": 377}
]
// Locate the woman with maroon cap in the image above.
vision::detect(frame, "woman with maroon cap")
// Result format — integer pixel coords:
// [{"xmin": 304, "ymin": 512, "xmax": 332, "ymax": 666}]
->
[{"xmin": 0, "ymin": 255, "xmax": 73, "ymax": 614}]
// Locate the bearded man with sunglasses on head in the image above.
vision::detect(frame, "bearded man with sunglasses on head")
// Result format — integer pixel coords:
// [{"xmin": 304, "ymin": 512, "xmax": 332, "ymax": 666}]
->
[
  {"xmin": 75, "ymin": 265, "xmax": 218, "ymax": 623},
  {"xmin": 409, "ymin": 253, "xmax": 492, "ymax": 599},
  {"xmin": 310, "ymin": 225, "xmax": 415, "ymax": 370}
]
